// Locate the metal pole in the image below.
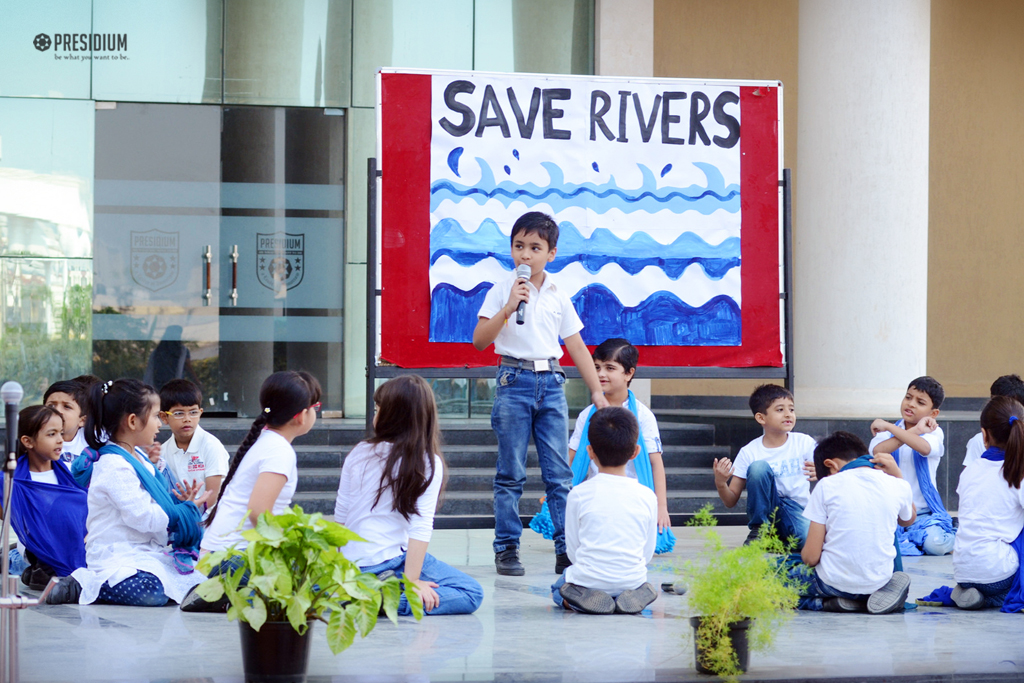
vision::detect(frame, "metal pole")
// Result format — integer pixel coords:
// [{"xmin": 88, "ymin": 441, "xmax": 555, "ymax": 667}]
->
[
  {"xmin": 1, "ymin": 445, "xmax": 15, "ymax": 683},
  {"xmin": 782, "ymin": 168, "xmax": 795, "ymax": 392},
  {"xmin": 365, "ymin": 158, "xmax": 380, "ymax": 434}
]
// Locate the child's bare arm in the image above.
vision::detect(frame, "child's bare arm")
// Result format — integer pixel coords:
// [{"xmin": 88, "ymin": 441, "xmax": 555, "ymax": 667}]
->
[
  {"xmin": 870, "ymin": 418, "xmax": 936, "ymax": 455},
  {"xmin": 713, "ymin": 457, "xmax": 745, "ymax": 508},
  {"xmin": 649, "ymin": 451, "xmax": 671, "ymax": 531},
  {"xmin": 801, "ymin": 522, "xmax": 826, "ymax": 566},
  {"xmin": 563, "ymin": 333, "xmax": 610, "ymax": 409},
  {"xmin": 869, "ymin": 452, "xmax": 903, "ymax": 478}
]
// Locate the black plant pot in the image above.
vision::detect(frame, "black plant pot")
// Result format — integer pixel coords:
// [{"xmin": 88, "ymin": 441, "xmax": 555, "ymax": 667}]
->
[
  {"xmin": 239, "ymin": 620, "xmax": 314, "ymax": 683},
  {"xmin": 689, "ymin": 616, "xmax": 751, "ymax": 675}
]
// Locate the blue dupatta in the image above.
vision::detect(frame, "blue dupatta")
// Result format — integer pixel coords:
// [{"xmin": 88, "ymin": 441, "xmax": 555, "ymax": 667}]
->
[
  {"xmin": 8, "ymin": 458, "xmax": 87, "ymax": 576},
  {"xmin": 529, "ymin": 391, "xmax": 676, "ymax": 554},
  {"xmin": 889, "ymin": 421, "xmax": 955, "ymax": 556}
]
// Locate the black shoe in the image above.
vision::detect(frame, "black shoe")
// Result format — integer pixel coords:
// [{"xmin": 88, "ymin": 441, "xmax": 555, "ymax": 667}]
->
[
  {"xmin": 179, "ymin": 583, "xmax": 229, "ymax": 613},
  {"xmin": 22, "ymin": 563, "xmax": 55, "ymax": 591},
  {"xmin": 615, "ymin": 583, "xmax": 658, "ymax": 614},
  {"xmin": 495, "ymin": 548, "xmax": 525, "ymax": 576},
  {"xmin": 744, "ymin": 526, "xmax": 762, "ymax": 545},
  {"xmin": 559, "ymin": 583, "xmax": 615, "ymax": 614},
  {"xmin": 822, "ymin": 597, "xmax": 867, "ymax": 613},
  {"xmin": 45, "ymin": 576, "xmax": 82, "ymax": 605},
  {"xmin": 554, "ymin": 553, "xmax": 571, "ymax": 575}
]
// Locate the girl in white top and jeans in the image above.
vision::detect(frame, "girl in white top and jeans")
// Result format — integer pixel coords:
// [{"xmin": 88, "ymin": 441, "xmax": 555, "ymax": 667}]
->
[{"xmin": 335, "ymin": 375, "xmax": 483, "ymax": 615}]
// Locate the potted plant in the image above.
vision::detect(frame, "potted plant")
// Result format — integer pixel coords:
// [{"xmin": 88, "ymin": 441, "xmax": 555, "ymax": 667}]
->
[
  {"xmin": 681, "ymin": 505, "xmax": 800, "ymax": 678},
  {"xmin": 195, "ymin": 506, "xmax": 424, "ymax": 683}
]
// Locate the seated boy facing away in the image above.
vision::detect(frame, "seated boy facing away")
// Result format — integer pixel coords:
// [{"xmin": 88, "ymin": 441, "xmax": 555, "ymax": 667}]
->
[
  {"xmin": 713, "ymin": 385, "xmax": 816, "ymax": 548},
  {"xmin": 158, "ymin": 379, "xmax": 229, "ymax": 507},
  {"xmin": 963, "ymin": 374, "xmax": 1024, "ymax": 468},
  {"xmin": 798, "ymin": 431, "xmax": 916, "ymax": 614},
  {"xmin": 868, "ymin": 376, "xmax": 954, "ymax": 556},
  {"xmin": 552, "ymin": 407, "xmax": 658, "ymax": 615}
]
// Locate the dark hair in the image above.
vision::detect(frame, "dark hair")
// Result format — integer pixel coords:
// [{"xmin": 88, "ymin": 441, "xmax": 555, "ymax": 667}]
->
[
  {"xmin": 593, "ymin": 338, "xmax": 639, "ymax": 386},
  {"xmin": 206, "ymin": 371, "xmax": 322, "ymax": 527},
  {"xmin": 587, "ymin": 407, "xmax": 639, "ymax": 468},
  {"xmin": 72, "ymin": 374, "xmax": 102, "ymax": 389},
  {"xmin": 159, "ymin": 378, "xmax": 203, "ymax": 412},
  {"xmin": 980, "ymin": 396, "xmax": 1024, "ymax": 488},
  {"xmin": 907, "ymin": 376, "xmax": 944, "ymax": 410},
  {"xmin": 17, "ymin": 405, "xmax": 64, "ymax": 458},
  {"xmin": 813, "ymin": 431, "xmax": 868, "ymax": 481},
  {"xmin": 510, "ymin": 211, "xmax": 558, "ymax": 249},
  {"xmin": 43, "ymin": 380, "xmax": 88, "ymax": 414},
  {"xmin": 749, "ymin": 384, "xmax": 793, "ymax": 416},
  {"xmin": 368, "ymin": 375, "xmax": 445, "ymax": 521},
  {"xmin": 83, "ymin": 379, "xmax": 159, "ymax": 451},
  {"xmin": 990, "ymin": 375, "xmax": 1024, "ymax": 406}
]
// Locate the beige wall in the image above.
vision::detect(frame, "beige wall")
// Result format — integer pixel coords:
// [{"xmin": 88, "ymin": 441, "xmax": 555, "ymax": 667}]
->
[
  {"xmin": 928, "ymin": 0, "xmax": 1024, "ymax": 397},
  {"xmin": 651, "ymin": 0, "xmax": 798, "ymax": 397}
]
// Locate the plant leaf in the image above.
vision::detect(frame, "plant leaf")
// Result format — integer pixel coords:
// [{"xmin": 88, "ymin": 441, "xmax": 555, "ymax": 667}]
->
[
  {"xmin": 241, "ymin": 596, "xmax": 267, "ymax": 631},
  {"xmin": 379, "ymin": 577, "xmax": 402, "ymax": 624},
  {"xmin": 326, "ymin": 607, "xmax": 356, "ymax": 655},
  {"xmin": 194, "ymin": 578, "xmax": 224, "ymax": 601},
  {"xmin": 287, "ymin": 592, "xmax": 313, "ymax": 633},
  {"xmin": 403, "ymin": 579, "xmax": 425, "ymax": 620}
]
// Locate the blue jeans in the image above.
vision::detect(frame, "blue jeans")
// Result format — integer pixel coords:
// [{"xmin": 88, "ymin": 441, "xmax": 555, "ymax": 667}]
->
[
  {"xmin": 793, "ymin": 567, "xmax": 870, "ymax": 611},
  {"xmin": 360, "ymin": 552, "xmax": 483, "ymax": 616},
  {"xmin": 491, "ymin": 366, "xmax": 571, "ymax": 555},
  {"xmin": 97, "ymin": 571, "xmax": 168, "ymax": 607},
  {"xmin": 745, "ymin": 460, "xmax": 810, "ymax": 548},
  {"xmin": 917, "ymin": 509, "xmax": 956, "ymax": 556},
  {"xmin": 958, "ymin": 575, "xmax": 1015, "ymax": 609},
  {"xmin": 8, "ymin": 549, "xmax": 28, "ymax": 576}
]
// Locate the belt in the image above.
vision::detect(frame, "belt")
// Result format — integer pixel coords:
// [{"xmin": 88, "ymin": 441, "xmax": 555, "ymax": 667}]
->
[{"xmin": 499, "ymin": 356, "xmax": 562, "ymax": 373}]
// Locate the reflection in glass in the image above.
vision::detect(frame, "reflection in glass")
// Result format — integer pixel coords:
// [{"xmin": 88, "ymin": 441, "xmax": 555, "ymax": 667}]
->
[
  {"xmin": 475, "ymin": 0, "xmax": 593, "ymax": 74},
  {"xmin": 0, "ymin": 0, "xmax": 92, "ymax": 99},
  {"xmin": 92, "ymin": 0, "xmax": 222, "ymax": 103},
  {"xmin": 224, "ymin": 0, "xmax": 352, "ymax": 107}
]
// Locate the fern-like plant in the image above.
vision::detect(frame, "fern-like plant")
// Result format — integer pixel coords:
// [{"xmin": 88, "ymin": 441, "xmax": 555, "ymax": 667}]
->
[{"xmin": 195, "ymin": 506, "xmax": 424, "ymax": 654}]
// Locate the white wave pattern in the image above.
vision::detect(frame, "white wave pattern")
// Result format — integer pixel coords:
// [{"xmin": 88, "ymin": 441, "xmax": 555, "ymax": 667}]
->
[{"xmin": 429, "ymin": 255, "xmax": 740, "ymax": 309}]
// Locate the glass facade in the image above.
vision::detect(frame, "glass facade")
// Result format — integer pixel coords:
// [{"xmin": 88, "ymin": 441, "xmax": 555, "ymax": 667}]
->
[{"xmin": 0, "ymin": 0, "xmax": 593, "ymax": 416}]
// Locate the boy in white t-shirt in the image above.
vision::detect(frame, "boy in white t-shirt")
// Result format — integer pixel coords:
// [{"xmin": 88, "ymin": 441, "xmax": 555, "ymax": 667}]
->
[
  {"xmin": 962, "ymin": 375, "xmax": 1024, "ymax": 468},
  {"xmin": 553, "ymin": 407, "xmax": 658, "ymax": 614},
  {"xmin": 799, "ymin": 431, "xmax": 916, "ymax": 614},
  {"xmin": 473, "ymin": 211, "xmax": 608, "ymax": 577},
  {"xmin": 158, "ymin": 379, "xmax": 229, "ymax": 506},
  {"xmin": 868, "ymin": 376, "xmax": 954, "ymax": 556},
  {"xmin": 713, "ymin": 384, "xmax": 816, "ymax": 548}
]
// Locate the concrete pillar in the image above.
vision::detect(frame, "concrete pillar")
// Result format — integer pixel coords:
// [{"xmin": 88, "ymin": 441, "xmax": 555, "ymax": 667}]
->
[{"xmin": 794, "ymin": 0, "xmax": 931, "ymax": 417}]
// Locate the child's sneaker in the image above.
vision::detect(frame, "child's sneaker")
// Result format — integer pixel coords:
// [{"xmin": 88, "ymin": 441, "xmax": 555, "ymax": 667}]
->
[
  {"xmin": 614, "ymin": 583, "xmax": 657, "ymax": 614},
  {"xmin": 559, "ymin": 582, "xmax": 615, "ymax": 614},
  {"xmin": 495, "ymin": 548, "xmax": 525, "ymax": 576},
  {"xmin": 951, "ymin": 585, "xmax": 986, "ymax": 610},
  {"xmin": 554, "ymin": 553, "xmax": 571, "ymax": 575},
  {"xmin": 822, "ymin": 597, "xmax": 867, "ymax": 613},
  {"xmin": 867, "ymin": 572, "xmax": 910, "ymax": 614}
]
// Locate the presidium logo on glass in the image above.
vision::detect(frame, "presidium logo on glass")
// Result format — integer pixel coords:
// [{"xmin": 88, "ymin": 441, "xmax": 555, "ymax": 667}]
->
[
  {"xmin": 33, "ymin": 34, "xmax": 51, "ymax": 51},
  {"xmin": 131, "ymin": 230, "xmax": 179, "ymax": 292},
  {"xmin": 257, "ymin": 233, "xmax": 305, "ymax": 291}
]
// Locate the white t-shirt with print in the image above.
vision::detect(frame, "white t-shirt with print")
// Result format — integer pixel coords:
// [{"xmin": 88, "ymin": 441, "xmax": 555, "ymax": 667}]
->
[
  {"xmin": 478, "ymin": 272, "xmax": 583, "ymax": 361},
  {"xmin": 732, "ymin": 432, "xmax": 816, "ymax": 508},
  {"xmin": 201, "ymin": 430, "xmax": 297, "ymax": 552},
  {"xmin": 804, "ymin": 467, "xmax": 915, "ymax": 594},
  {"xmin": 953, "ymin": 457, "xmax": 1024, "ymax": 584},
  {"xmin": 60, "ymin": 428, "xmax": 90, "ymax": 465},
  {"xmin": 868, "ymin": 424, "xmax": 944, "ymax": 511},
  {"xmin": 963, "ymin": 432, "xmax": 985, "ymax": 468},
  {"xmin": 160, "ymin": 424, "xmax": 230, "ymax": 497},
  {"xmin": 569, "ymin": 400, "xmax": 662, "ymax": 480}
]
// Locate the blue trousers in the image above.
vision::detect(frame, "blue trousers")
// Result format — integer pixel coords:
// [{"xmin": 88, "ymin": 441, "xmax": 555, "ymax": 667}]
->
[
  {"xmin": 793, "ymin": 567, "xmax": 870, "ymax": 611},
  {"xmin": 745, "ymin": 460, "xmax": 810, "ymax": 548},
  {"xmin": 360, "ymin": 552, "xmax": 483, "ymax": 616},
  {"xmin": 958, "ymin": 574, "xmax": 1015, "ymax": 609},
  {"xmin": 491, "ymin": 366, "xmax": 571, "ymax": 554},
  {"xmin": 97, "ymin": 571, "xmax": 168, "ymax": 607},
  {"xmin": 916, "ymin": 509, "xmax": 956, "ymax": 556}
]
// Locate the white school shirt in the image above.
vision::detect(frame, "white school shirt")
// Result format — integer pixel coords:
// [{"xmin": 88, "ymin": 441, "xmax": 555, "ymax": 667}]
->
[
  {"xmin": 28, "ymin": 469, "xmax": 59, "ymax": 484},
  {"xmin": 478, "ymin": 272, "xmax": 583, "ymax": 361},
  {"xmin": 202, "ymin": 430, "xmax": 298, "ymax": 552},
  {"xmin": 564, "ymin": 474, "xmax": 657, "ymax": 595},
  {"xmin": 160, "ymin": 424, "xmax": 230, "ymax": 497},
  {"xmin": 868, "ymin": 425, "xmax": 944, "ymax": 511},
  {"xmin": 60, "ymin": 427, "xmax": 90, "ymax": 465},
  {"xmin": 953, "ymin": 458, "xmax": 1024, "ymax": 584},
  {"xmin": 334, "ymin": 442, "xmax": 444, "ymax": 567},
  {"xmin": 804, "ymin": 467, "xmax": 915, "ymax": 595},
  {"xmin": 569, "ymin": 400, "xmax": 663, "ymax": 480},
  {"xmin": 732, "ymin": 432, "xmax": 816, "ymax": 508},
  {"xmin": 963, "ymin": 432, "xmax": 985, "ymax": 467}
]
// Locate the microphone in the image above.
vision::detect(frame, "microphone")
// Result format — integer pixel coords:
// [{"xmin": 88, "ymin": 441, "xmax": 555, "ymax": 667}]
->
[
  {"xmin": 2, "ymin": 381, "xmax": 23, "ymax": 467},
  {"xmin": 514, "ymin": 264, "xmax": 531, "ymax": 325}
]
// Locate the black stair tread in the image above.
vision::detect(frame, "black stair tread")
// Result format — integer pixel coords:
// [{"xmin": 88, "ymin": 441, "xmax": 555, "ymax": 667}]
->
[{"xmin": 431, "ymin": 489, "xmax": 741, "ymax": 499}]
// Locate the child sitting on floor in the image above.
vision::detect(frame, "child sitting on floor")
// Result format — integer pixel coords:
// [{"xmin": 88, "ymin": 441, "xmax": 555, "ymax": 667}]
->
[
  {"xmin": 869, "ymin": 376, "xmax": 955, "ymax": 556},
  {"xmin": 963, "ymin": 375, "xmax": 1024, "ymax": 468},
  {"xmin": 713, "ymin": 385, "xmax": 816, "ymax": 548},
  {"xmin": 44, "ymin": 379, "xmax": 91, "ymax": 465},
  {"xmin": 158, "ymin": 379, "xmax": 229, "ymax": 507},
  {"xmin": 798, "ymin": 431, "xmax": 916, "ymax": 614},
  {"xmin": 553, "ymin": 407, "xmax": 658, "ymax": 614}
]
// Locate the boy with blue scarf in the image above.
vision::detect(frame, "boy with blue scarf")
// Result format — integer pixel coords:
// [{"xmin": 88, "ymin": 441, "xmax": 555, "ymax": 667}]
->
[{"xmin": 868, "ymin": 376, "xmax": 955, "ymax": 556}]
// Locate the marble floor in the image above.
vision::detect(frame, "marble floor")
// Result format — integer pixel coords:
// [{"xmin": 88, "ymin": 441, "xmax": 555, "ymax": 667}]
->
[{"xmin": 9, "ymin": 527, "xmax": 1024, "ymax": 682}]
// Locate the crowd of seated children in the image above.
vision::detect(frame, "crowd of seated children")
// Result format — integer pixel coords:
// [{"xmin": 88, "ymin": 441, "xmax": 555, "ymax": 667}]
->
[
  {"xmin": 713, "ymin": 385, "xmax": 816, "ymax": 548},
  {"xmin": 553, "ymin": 407, "xmax": 658, "ymax": 615},
  {"xmin": 158, "ymin": 379, "xmax": 229, "ymax": 510},
  {"xmin": 869, "ymin": 376, "xmax": 955, "ymax": 556},
  {"xmin": 796, "ymin": 431, "xmax": 915, "ymax": 613}
]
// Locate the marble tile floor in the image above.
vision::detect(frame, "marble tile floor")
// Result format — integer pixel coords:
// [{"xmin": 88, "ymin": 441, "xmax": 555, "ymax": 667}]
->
[{"xmin": 10, "ymin": 527, "xmax": 1024, "ymax": 683}]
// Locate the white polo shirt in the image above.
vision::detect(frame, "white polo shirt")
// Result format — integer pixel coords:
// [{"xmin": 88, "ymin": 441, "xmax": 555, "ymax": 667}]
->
[
  {"xmin": 160, "ymin": 424, "xmax": 230, "ymax": 496},
  {"xmin": 868, "ymin": 424, "xmax": 944, "ymax": 511},
  {"xmin": 478, "ymin": 272, "xmax": 583, "ymax": 361},
  {"xmin": 963, "ymin": 432, "xmax": 985, "ymax": 467}
]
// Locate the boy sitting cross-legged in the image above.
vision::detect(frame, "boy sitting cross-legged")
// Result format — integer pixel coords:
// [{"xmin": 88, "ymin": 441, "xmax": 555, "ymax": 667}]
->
[
  {"xmin": 552, "ymin": 407, "xmax": 658, "ymax": 615},
  {"xmin": 713, "ymin": 385, "xmax": 816, "ymax": 548},
  {"xmin": 798, "ymin": 431, "xmax": 916, "ymax": 614},
  {"xmin": 868, "ymin": 376, "xmax": 955, "ymax": 556},
  {"xmin": 158, "ymin": 379, "xmax": 229, "ymax": 508}
]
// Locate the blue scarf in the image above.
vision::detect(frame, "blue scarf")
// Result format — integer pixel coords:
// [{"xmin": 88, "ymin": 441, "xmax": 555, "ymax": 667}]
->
[
  {"xmin": 889, "ymin": 421, "xmax": 955, "ymax": 555},
  {"xmin": 840, "ymin": 455, "xmax": 903, "ymax": 572},
  {"xmin": 979, "ymin": 447, "xmax": 1024, "ymax": 613},
  {"xmin": 99, "ymin": 444, "xmax": 203, "ymax": 574},
  {"xmin": 7, "ymin": 458, "xmax": 87, "ymax": 576},
  {"xmin": 529, "ymin": 391, "xmax": 676, "ymax": 554}
]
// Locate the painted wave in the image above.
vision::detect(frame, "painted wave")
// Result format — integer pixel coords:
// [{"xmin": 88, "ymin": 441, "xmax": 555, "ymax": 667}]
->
[
  {"xmin": 430, "ymin": 160, "xmax": 739, "ymax": 215},
  {"xmin": 428, "ymin": 283, "xmax": 740, "ymax": 346},
  {"xmin": 429, "ymin": 218, "xmax": 740, "ymax": 280}
]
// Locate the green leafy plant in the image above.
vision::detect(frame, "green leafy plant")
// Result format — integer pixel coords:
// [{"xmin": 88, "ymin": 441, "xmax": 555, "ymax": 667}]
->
[
  {"xmin": 195, "ymin": 506, "xmax": 424, "ymax": 654},
  {"xmin": 682, "ymin": 512, "xmax": 801, "ymax": 678}
]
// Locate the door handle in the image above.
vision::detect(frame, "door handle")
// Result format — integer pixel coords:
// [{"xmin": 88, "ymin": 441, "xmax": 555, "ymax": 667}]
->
[
  {"xmin": 230, "ymin": 245, "xmax": 238, "ymax": 306},
  {"xmin": 203, "ymin": 246, "xmax": 212, "ymax": 306}
]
